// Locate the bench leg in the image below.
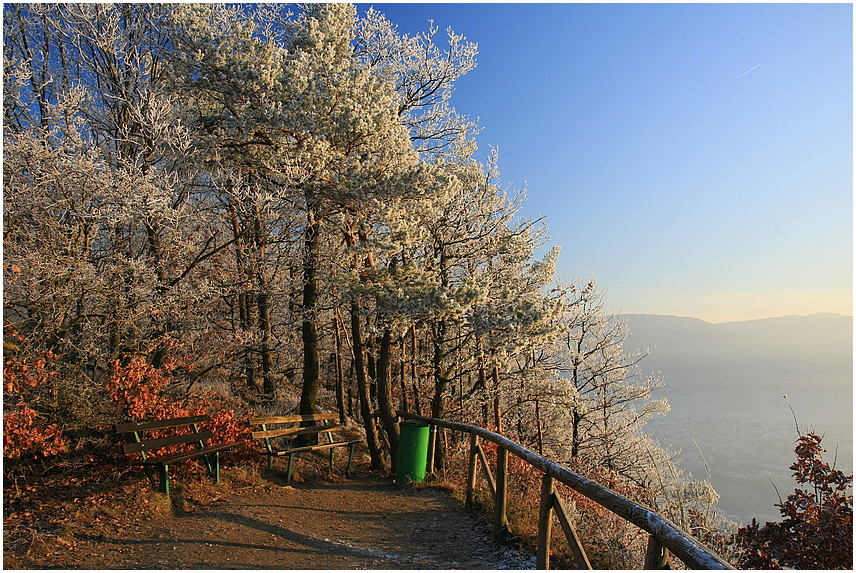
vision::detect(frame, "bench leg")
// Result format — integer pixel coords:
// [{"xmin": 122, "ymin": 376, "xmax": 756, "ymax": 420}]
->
[
  {"xmin": 200, "ymin": 451, "xmax": 212, "ymax": 476},
  {"xmin": 346, "ymin": 443, "xmax": 356, "ymax": 477},
  {"xmin": 200, "ymin": 452, "xmax": 221, "ymax": 483},
  {"xmin": 286, "ymin": 453, "xmax": 296, "ymax": 484},
  {"xmin": 144, "ymin": 466, "xmax": 158, "ymax": 491},
  {"xmin": 160, "ymin": 464, "xmax": 170, "ymax": 496}
]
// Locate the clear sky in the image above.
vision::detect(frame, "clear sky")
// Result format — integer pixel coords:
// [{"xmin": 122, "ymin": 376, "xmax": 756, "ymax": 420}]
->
[{"xmin": 357, "ymin": 2, "xmax": 853, "ymax": 323}]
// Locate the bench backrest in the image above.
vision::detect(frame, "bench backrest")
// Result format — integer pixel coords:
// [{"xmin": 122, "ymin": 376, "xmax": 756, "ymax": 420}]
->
[
  {"xmin": 249, "ymin": 413, "xmax": 339, "ymax": 445},
  {"xmin": 114, "ymin": 415, "xmax": 212, "ymax": 457},
  {"xmin": 114, "ymin": 415, "xmax": 210, "ymax": 434},
  {"xmin": 249, "ymin": 413, "xmax": 338, "ymax": 426}
]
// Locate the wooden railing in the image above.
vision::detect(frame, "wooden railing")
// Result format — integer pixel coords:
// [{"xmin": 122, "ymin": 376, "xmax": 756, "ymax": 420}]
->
[{"xmin": 397, "ymin": 411, "xmax": 734, "ymax": 570}]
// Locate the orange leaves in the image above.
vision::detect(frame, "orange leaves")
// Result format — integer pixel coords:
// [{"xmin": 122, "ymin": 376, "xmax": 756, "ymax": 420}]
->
[
  {"xmin": 3, "ymin": 326, "xmax": 68, "ymax": 460},
  {"xmin": 105, "ymin": 356, "xmax": 174, "ymax": 420},
  {"xmin": 105, "ymin": 339, "xmax": 254, "ymax": 461},
  {"xmin": 4, "ymin": 350, "xmax": 61, "ymax": 394},
  {"xmin": 200, "ymin": 399, "xmax": 255, "ymax": 459},
  {"xmin": 3, "ymin": 401, "xmax": 68, "ymax": 459},
  {"xmin": 103, "ymin": 336, "xmax": 193, "ymax": 420}
]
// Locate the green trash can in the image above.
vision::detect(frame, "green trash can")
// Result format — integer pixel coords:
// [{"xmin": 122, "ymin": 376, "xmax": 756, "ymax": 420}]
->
[{"xmin": 396, "ymin": 420, "xmax": 430, "ymax": 484}]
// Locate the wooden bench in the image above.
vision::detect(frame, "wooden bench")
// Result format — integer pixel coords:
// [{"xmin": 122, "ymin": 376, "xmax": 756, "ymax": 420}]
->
[
  {"xmin": 250, "ymin": 413, "xmax": 362, "ymax": 483},
  {"xmin": 114, "ymin": 415, "xmax": 237, "ymax": 496}
]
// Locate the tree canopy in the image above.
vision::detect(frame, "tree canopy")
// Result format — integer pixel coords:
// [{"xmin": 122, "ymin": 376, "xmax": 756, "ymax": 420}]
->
[{"xmin": 4, "ymin": 5, "xmax": 770, "ymax": 566}]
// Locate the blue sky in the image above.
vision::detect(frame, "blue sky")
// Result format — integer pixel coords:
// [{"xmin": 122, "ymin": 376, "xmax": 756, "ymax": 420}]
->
[{"xmin": 358, "ymin": 3, "xmax": 853, "ymax": 323}]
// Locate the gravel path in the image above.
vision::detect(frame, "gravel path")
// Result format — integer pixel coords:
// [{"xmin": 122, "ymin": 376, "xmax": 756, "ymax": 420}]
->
[{"xmin": 12, "ymin": 470, "xmax": 535, "ymax": 569}]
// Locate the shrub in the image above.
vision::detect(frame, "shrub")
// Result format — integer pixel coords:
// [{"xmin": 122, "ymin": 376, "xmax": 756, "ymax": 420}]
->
[
  {"xmin": 3, "ymin": 400, "xmax": 68, "ymax": 460},
  {"xmin": 733, "ymin": 431, "xmax": 853, "ymax": 569},
  {"xmin": 3, "ymin": 328, "xmax": 68, "ymax": 460}
]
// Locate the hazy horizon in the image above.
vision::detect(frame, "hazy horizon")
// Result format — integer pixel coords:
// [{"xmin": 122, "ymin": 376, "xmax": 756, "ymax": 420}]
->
[
  {"xmin": 621, "ymin": 310, "xmax": 854, "ymax": 325},
  {"xmin": 611, "ymin": 297, "xmax": 853, "ymax": 325}
]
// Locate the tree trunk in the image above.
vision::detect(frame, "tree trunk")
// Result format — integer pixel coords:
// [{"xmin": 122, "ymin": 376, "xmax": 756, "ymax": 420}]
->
[
  {"xmin": 228, "ymin": 204, "xmax": 257, "ymax": 393},
  {"xmin": 350, "ymin": 301, "xmax": 383, "ymax": 469},
  {"xmin": 299, "ymin": 210, "xmax": 322, "ymax": 431},
  {"xmin": 257, "ymin": 290, "xmax": 274, "ymax": 398},
  {"xmin": 334, "ymin": 310, "xmax": 346, "ymax": 424},
  {"xmin": 399, "ymin": 338, "xmax": 407, "ymax": 412},
  {"xmin": 410, "ymin": 325, "xmax": 422, "ymax": 416},
  {"xmin": 253, "ymin": 205, "xmax": 275, "ymax": 399},
  {"xmin": 571, "ymin": 356, "xmax": 582, "ymax": 458},
  {"xmin": 492, "ymin": 364, "xmax": 502, "ymax": 433},
  {"xmin": 376, "ymin": 327, "xmax": 399, "ymax": 472},
  {"xmin": 430, "ymin": 318, "xmax": 448, "ymax": 471}
]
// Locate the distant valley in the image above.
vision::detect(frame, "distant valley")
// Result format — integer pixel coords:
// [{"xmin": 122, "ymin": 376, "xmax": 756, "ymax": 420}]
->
[{"xmin": 623, "ymin": 313, "xmax": 853, "ymax": 525}]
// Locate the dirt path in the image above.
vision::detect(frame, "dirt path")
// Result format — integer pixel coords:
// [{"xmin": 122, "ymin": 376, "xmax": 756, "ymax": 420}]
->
[{"xmin": 11, "ymin": 469, "xmax": 534, "ymax": 569}]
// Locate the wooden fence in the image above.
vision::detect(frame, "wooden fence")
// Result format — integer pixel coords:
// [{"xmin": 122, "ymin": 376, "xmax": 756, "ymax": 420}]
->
[{"xmin": 397, "ymin": 411, "xmax": 733, "ymax": 570}]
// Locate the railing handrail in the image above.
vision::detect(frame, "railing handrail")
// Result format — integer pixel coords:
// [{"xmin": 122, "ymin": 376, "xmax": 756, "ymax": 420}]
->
[{"xmin": 397, "ymin": 410, "xmax": 733, "ymax": 570}]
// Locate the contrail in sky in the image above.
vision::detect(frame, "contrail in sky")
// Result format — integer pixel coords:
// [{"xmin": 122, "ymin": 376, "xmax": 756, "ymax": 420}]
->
[{"xmin": 731, "ymin": 64, "xmax": 761, "ymax": 81}]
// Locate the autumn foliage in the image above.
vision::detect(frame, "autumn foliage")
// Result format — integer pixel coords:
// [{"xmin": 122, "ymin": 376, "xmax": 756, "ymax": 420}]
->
[
  {"xmin": 734, "ymin": 431, "xmax": 853, "ymax": 569},
  {"xmin": 3, "ymin": 327, "xmax": 253, "ymax": 466},
  {"xmin": 3, "ymin": 400, "xmax": 68, "ymax": 460},
  {"xmin": 3, "ymin": 324, "xmax": 68, "ymax": 460},
  {"xmin": 105, "ymin": 339, "xmax": 254, "ymax": 460}
]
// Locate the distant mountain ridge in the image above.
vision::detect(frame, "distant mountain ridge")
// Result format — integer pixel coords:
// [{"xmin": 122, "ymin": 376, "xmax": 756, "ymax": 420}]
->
[{"xmin": 621, "ymin": 313, "xmax": 852, "ymax": 393}]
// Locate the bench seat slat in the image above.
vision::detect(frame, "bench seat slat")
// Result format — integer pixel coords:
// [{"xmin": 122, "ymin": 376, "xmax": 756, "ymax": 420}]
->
[
  {"xmin": 114, "ymin": 415, "xmax": 209, "ymax": 433},
  {"xmin": 135, "ymin": 442, "xmax": 238, "ymax": 466},
  {"xmin": 121, "ymin": 430, "xmax": 215, "ymax": 455},
  {"xmin": 260, "ymin": 440, "xmax": 362, "ymax": 456}
]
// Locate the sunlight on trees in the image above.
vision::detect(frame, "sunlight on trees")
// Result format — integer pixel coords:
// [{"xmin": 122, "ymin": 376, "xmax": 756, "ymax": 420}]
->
[{"xmin": 5, "ymin": 4, "xmax": 845, "ymax": 567}]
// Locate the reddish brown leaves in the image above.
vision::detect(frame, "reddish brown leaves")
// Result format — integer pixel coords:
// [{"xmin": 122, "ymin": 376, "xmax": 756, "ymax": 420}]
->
[
  {"xmin": 734, "ymin": 432, "xmax": 853, "ymax": 569},
  {"xmin": 3, "ymin": 401, "xmax": 68, "ymax": 459},
  {"xmin": 104, "ymin": 338, "xmax": 254, "ymax": 460},
  {"xmin": 3, "ymin": 324, "xmax": 68, "ymax": 460}
]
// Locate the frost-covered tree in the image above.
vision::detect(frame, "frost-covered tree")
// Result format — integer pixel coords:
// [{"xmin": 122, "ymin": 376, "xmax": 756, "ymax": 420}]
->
[
  {"xmin": 339, "ymin": 7, "xmax": 483, "ymax": 467},
  {"xmin": 168, "ymin": 4, "xmax": 423, "ymax": 414},
  {"xmin": 460, "ymin": 155, "xmax": 564, "ymax": 436},
  {"xmin": 545, "ymin": 278, "xmax": 669, "ymax": 473},
  {"xmin": 351, "ymin": 150, "xmax": 563, "ymax": 468},
  {"xmin": 355, "ymin": 7, "xmax": 479, "ymax": 157},
  {"xmin": 3, "ymin": 4, "xmax": 232, "ymax": 425},
  {"xmin": 4, "ymin": 4, "xmax": 702, "ymax": 508}
]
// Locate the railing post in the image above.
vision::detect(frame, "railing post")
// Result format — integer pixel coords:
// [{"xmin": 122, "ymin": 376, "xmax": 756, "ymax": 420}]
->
[
  {"xmin": 426, "ymin": 423, "xmax": 436, "ymax": 475},
  {"xmin": 537, "ymin": 473, "xmax": 554, "ymax": 569},
  {"xmin": 466, "ymin": 432, "xmax": 478, "ymax": 505},
  {"xmin": 495, "ymin": 446, "xmax": 509, "ymax": 539},
  {"xmin": 645, "ymin": 534, "xmax": 672, "ymax": 569}
]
